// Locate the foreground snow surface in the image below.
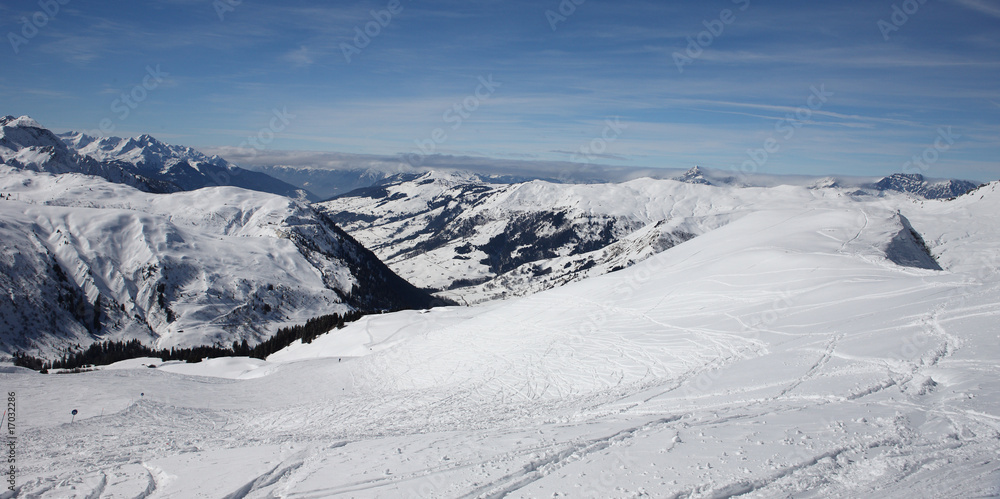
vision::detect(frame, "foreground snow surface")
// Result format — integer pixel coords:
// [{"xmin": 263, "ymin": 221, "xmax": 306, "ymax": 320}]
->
[{"xmin": 5, "ymin": 184, "xmax": 1000, "ymax": 497}]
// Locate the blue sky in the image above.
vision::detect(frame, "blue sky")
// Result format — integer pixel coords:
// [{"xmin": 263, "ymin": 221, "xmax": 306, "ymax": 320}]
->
[{"xmin": 2, "ymin": 0, "xmax": 998, "ymax": 181}]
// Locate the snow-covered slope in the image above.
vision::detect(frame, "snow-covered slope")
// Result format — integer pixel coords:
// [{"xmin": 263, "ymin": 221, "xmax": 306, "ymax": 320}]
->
[
  {"xmin": 6, "ymin": 181, "xmax": 999, "ymax": 497},
  {"xmin": 905, "ymin": 181, "xmax": 1000, "ymax": 274},
  {"xmin": 59, "ymin": 130, "xmax": 318, "ymax": 201},
  {"xmin": 0, "ymin": 167, "xmax": 436, "ymax": 356}
]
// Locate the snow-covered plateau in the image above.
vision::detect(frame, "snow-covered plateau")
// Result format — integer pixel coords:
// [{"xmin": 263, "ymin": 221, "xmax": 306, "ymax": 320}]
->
[{"xmin": 3, "ymin": 170, "xmax": 999, "ymax": 497}]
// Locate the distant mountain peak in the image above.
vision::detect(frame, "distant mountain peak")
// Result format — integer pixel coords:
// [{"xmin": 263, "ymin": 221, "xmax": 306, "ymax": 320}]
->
[
  {"xmin": 810, "ymin": 177, "xmax": 841, "ymax": 189},
  {"xmin": 873, "ymin": 172, "xmax": 977, "ymax": 199},
  {"xmin": 413, "ymin": 169, "xmax": 479, "ymax": 184},
  {"xmin": 674, "ymin": 166, "xmax": 713, "ymax": 185},
  {"xmin": 877, "ymin": 173, "xmax": 925, "ymax": 185},
  {"xmin": 1, "ymin": 115, "xmax": 78, "ymax": 154},
  {"xmin": 0, "ymin": 115, "xmax": 43, "ymax": 129}
]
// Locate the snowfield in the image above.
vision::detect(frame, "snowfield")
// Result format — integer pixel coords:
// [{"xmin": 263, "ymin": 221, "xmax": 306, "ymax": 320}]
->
[{"xmin": 3, "ymin": 180, "xmax": 999, "ymax": 497}]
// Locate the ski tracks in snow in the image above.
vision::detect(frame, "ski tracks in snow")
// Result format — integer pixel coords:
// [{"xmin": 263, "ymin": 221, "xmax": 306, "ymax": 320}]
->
[
  {"xmin": 456, "ymin": 416, "xmax": 683, "ymax": 499},
  {"xmin": 776, "ymin": 333, "xmax": 842, "ymax": 399}
]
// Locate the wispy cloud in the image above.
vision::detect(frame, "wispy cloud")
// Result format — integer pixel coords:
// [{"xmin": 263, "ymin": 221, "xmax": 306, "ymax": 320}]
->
[
  {"xmin": 21, "ymin": 89, "xmax": 75, "ymax": 99},
  {"xmin": 38, "ymin": 36, "xmax": 108, "ymax": 64},
  {"xmin": 670, "ymin": 99, "xmax": 928, "ymax": 129},
  {"xmin": 284, "ymin": 46, "xmax": 315, "ymax": 68},
  {"xmin": 950, "ymin": 0, "xmax": 1000, "ymax": 18}
]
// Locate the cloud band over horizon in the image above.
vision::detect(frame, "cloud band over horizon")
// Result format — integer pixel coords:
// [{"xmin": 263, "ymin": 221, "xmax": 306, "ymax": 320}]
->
[{"xmin": 2, "ymin": 0, "xmax": 998, "ymax": 182}]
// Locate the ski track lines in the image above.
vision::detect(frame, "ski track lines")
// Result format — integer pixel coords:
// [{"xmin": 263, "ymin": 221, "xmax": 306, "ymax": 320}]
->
[{"xmin": 456, "ymin": 417, "xmax": 683, "ymax": 499}]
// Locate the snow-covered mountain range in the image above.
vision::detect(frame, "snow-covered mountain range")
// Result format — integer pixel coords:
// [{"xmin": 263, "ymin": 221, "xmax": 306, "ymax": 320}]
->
[
  {"xmin": 319, "ymin": 168, "xmax": 973, "ymax": 304},
  {"xmin": 248, "ymin": 163, "xmax": 573, "ymax": 201},
  {"xmin": 0, "ymin": 115, "xmax": 316, "ymax": 201},
  {"xmin": 668, "ymin": 166, "xmax": 979, "ymax": 199},
  {"xmin": 0, "ymin": 115, "xmax": 178, "ymax": 194},
  {"xmin": 0, "ymin": 164, "xmax": 436, "ymax": 357},
  {"xmin": 0, "ymin": 116, "xmax": 442, "ymax": 356},
  {"xmin": 869, "ymin": 172, "xmax": 979, "ymax": 199},
  {"xmin": 58, "ymin": 130, "xmax": 318, "ymax": 201},
  {"xmin": 0, "ymin": 115, "xmax": 985, "ymax": 349},
  {"xmin": 231, "ymin": 150, "xmax": 979, "ymax": 202}
]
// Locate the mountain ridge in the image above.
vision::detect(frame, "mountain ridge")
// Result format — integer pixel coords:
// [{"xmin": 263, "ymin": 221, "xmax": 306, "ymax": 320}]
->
[
  {"xmin": 0, "ymin": 165, "xmax": 438, "ymax": 356},
  {"xmin": 58, "ymin": 129, "xmax": 319, "ymax": 201},
  {"xmin": 1, "ymin": 115, "xmax": 319, "ymax": 201}
]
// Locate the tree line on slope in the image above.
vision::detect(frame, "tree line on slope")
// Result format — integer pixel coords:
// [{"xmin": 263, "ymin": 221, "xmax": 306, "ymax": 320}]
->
[{"xmin": 13, "ymin": 310, "xmax": 365, "ymax": 372}]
